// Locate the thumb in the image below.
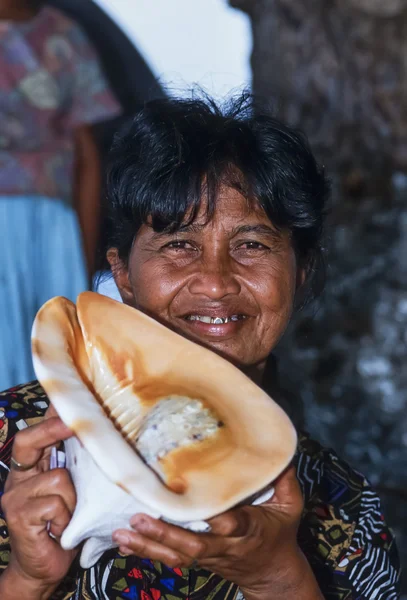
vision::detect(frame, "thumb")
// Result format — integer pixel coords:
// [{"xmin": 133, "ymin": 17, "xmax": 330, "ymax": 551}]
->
[
  {"xmin": 44, "ymin": 404, "xmax": 58, "ymax": 420},
  {"xmin": 271, "ymin": 465, "xmax": 303, "ymax": 511}
]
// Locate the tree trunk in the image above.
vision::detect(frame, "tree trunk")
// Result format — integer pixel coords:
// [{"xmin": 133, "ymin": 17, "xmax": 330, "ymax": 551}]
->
[
  {"xmin": 231, "ymin": 0, "xmax": 407, "ymax": 585},
  {"xmin": 232, "ymin": 0, "xmax": 407, "ymax": 185}
]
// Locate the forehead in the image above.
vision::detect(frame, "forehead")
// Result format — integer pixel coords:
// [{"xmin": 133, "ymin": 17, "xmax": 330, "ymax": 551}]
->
[{"xmin": 191, "ymin": 185, "xmax": 272, "ymax": 229}]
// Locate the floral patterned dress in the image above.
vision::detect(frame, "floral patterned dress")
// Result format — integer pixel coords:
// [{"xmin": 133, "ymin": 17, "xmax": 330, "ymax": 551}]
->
[
  {"xmin": 0, "ymin": 382, "xmax": 401, "ymax": 599},
  {"xmin": 0, "ymin": 6, "xmax": 121, "ymax": 201}
]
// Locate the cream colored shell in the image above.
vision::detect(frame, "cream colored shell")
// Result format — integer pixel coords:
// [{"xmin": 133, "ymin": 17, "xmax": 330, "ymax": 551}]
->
[{"xmin": 32, "ymin": 292, "xmax": 297, "ymax": 524}]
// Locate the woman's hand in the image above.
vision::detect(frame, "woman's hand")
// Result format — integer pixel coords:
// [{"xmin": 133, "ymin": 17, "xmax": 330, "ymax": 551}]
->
[
  {"xmin": 0, "ymin": 414, "xmax": 77, "ymax": 599},
  {"xmin": 113, "ymin": 466, "xmax": 323, "ymax": 599}
]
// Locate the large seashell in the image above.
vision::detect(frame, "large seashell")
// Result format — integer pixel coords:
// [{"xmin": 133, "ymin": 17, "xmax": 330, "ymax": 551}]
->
[{"xmin": 32, "ymin": 292, "xmax": 297, "ymax": 568}]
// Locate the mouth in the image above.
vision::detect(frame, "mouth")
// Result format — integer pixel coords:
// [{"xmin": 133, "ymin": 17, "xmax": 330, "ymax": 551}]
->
[
  {"xmin": 175, "ymin": 311, "xmax": 250, "ymax": 340},
  {"xmin": 184, "ymin": 314, "xmax": 247, "ymax": 324}
]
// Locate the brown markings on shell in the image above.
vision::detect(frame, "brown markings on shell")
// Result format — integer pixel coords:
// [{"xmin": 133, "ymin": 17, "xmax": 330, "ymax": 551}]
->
[
  {"xmin": 93, "ymin": 333, "xmax": 219, "ymax": 411},
  {"xmin": 158, "ymin": 428, "xmax": 233, "ymax": 494},
  {"xmin": 116, "ymin": 481, "xmax": 131, "ymax": 495},
  {"xmin": 31, "ymin": 337, "xmax": 44, "ymax": 361},
  {"xmin": 78, "ymin": 295, "xmax": 227, "ymax": 426},
  {"xmin": 91, "ymin": 334, "xmax": 146, "ymax": 391},
  {"xmin": 75, "ymin": 294, "xmax": 266, "ymax": 496},
  {"xmin": 33, "ymin": 297, "xmax": 94, "ymax": 397},
  {"xmin": 36, "ymin": 295, "xmax": 266, "ymax": 504},
  {"xmin": 90, "ymin": 347, "xmax": 232, "ymax": 494},
  {"xmin": 93, "ymin": 333, "xmax": 228, "ymax": 435},
  {"xmin": 70, "ymin": 419, "xmax": 95, "ymax": 437},
  {"xmin": 97, "ymin": 338, "xmax": 227, "ymax": 421}
]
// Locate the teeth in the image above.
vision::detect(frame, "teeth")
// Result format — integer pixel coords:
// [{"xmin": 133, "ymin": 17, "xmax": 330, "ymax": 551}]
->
[{"xmin": 187, "ymin": 315, "xmax": 245, "ymax": 324}]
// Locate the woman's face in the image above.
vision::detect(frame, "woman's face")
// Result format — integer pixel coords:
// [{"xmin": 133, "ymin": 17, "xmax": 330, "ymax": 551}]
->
[{"xmin": 111, "ymin": 187, "xmax": 301, "ymax": 370}]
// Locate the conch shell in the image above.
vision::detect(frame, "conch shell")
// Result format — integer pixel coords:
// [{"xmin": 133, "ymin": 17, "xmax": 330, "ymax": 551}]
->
[{"xmin": 32, "ymin": 292, "xmax": 297, "ymax": 568}]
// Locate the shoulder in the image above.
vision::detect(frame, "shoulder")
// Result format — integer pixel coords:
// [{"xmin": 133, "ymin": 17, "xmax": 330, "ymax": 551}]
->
[
  {"xmin": 0, "ymin": 380, "xmax": 49, "ymax": 412},
  {"xmin": 33, "ymin": 7, "xmax": 92, "ymax": 50},
  {"xmin": 0, "ymin": 381, "xmax": 49, "ymax": 459},
  {"xmin": 296, "ymin": 432, "xmax": 367, "ymax": 510},
  {"xmin": 295, "ymin": 431, "xmax": 368, "ymax": 564},
  {"xmin": 296, "ymin": 432, "xmax": 400, "ymax": 597}
]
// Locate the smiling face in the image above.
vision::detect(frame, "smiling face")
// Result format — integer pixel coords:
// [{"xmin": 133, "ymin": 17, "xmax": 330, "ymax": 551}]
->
[{"xmin": 109, "ymin": 187, "xmax": 300, "ymax": 372}]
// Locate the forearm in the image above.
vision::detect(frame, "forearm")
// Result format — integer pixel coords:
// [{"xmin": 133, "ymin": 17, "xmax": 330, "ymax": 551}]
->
[
  {"xmin": 241, "ymin": 548, "xmax": 324, "ymax": 600},
  {"xmin": 0, "ymin": 567, "xmax": 56, "ymax": 600},
  {"xmin": 74, "ymin": 126, "xmax": 102, "ymax": 279},
  {"xmin": 75, "ymin": 168, "xmax": 101, "ymax": 278}
]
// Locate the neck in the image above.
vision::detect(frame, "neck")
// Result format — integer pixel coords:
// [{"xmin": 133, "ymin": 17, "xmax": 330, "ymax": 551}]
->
[{"xmin": 242, "ymin": 361, "xmax": 267, "ymax": 387}]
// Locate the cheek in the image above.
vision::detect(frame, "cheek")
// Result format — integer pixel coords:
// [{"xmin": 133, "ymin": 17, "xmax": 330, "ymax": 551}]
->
[
  {"xmin": 129, "ymin": 260, "xmax": 184, "ymax": 313},
  {"xmin": 249, "ymin": 260, "xmax": 297, "ymax": 315}
]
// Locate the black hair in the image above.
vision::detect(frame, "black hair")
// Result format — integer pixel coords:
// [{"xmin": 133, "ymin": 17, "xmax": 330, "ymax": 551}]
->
[{"xmin": 106, "ymin": 93, "xmax": 330, "ymax": 303}]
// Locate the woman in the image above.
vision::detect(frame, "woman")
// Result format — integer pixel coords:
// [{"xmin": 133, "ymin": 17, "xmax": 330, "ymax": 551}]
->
[
  {"xmin": 0, "ymin": 0, "xmax": 121, "ymax": 389},
  {"xmin": 0, "ymin": 96, "xmax": 400, "ymax": 599}
]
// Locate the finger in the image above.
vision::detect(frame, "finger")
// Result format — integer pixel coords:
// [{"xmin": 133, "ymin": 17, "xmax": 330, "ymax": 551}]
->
[
  {"xmin": 28, "ymin": 469, "xmax": 76, "ymax": 513},
  {"xmin": 3, "ymin": 469, "xmax": 77, "ymax": 515},
  {"xmin": 9, "ymin": 418, "xmax": 72, "ymax": 484},
  {"xmin": 129, "ymin": 515, "xmax": 208, "ymax": 560},
  {"xmin": 208, "ymin": 507, "xmax": 251, "ymax": 537},
  {"xmin": 272, "ymin": 466, "xmax": 303, "ymax": 503},
  {"xmin": 7, "ymin": 494, "xmax": 73, "ymax": 540},
  {"xmin": 129, "ymin": 515, "xmax": 234, "ymax": 561},
  {"xmin": 44, "ymin": 404, "xmax": 59, "ymax": 420},
  {"xmin": 113, "ymin": 530, "xmax": 192, "ymax": 568}
]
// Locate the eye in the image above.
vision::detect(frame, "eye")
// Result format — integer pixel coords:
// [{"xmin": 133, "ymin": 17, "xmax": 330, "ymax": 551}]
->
[
  {"xmin": 236, "ymin": 241, "xmax": 269, "ymax": 251},
  {"xmin": 162, "ymin": 240, "xmax": 197, "ymax": 251}
]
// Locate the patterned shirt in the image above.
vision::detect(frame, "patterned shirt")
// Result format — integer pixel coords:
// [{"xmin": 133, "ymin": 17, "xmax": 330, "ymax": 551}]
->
[
  {"xmin": 0, "ymin": 382, "xmax": 401, "ymax": 599},
  {"xmin": 0, "ymin": 7, "xmax": 121, "ymax": 202}
]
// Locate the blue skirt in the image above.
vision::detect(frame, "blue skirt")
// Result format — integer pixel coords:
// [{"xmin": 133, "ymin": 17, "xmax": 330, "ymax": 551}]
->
[{"xmin": 0, "ymin": 196, "xmax": 88, "ymax": 389}]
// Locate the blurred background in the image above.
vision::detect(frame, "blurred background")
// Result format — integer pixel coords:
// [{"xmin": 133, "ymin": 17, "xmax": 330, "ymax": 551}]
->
[{"xmin": 1, "ymin": 0, "xmax": 406, "ymax": 589}]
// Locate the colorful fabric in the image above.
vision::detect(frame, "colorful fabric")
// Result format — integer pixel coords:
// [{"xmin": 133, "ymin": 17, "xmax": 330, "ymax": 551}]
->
[
  {"xmin": 0, "ymin": 196, "xmax": 88, "ymax": 390},
  {"xmin": 0, "ymin": 7, "xmax": 121, "ymax": 202},
  {"xmin": 0, "ymin": 382, "xmax": 401, "ymax": 599}
]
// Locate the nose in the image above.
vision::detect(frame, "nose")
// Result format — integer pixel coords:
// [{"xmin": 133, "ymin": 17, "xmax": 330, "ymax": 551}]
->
[{"xmin": 187, "ymin": 253, "xmax": 241, "ymax": 299}]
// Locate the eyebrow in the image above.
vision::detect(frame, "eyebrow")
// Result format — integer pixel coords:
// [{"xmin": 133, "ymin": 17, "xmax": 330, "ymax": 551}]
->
[
  {"xmin": 230, "ymin": 224, "xmax": 282, "ymax": 239},
  {"xmin": 152, "ymin": 222, "xmax": 284, "ymax": 241}
]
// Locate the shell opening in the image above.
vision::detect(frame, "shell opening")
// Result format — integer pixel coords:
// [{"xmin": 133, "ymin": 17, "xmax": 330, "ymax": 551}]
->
[{"xmin": 133, "ymin": 395, "xmax": 222, "ymax": 481}]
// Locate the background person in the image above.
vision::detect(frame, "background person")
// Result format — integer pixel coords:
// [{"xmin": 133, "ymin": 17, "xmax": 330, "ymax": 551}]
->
[{"xmin": 0, "ymin": 0, "xmax": 121, "ymax": 389}]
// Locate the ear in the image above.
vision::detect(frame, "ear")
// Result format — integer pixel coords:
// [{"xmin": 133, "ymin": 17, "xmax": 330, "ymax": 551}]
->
[
  {"xmin": 106, "ymin": 248, "xmax": 135, "ymax": 305},
  {"xmin": 293, "ymin": 266, "xmax": 308, "ymax": 309},
  {"xmin": 296, "ymin": 266, "xmax": 306, "ymax": 290}
]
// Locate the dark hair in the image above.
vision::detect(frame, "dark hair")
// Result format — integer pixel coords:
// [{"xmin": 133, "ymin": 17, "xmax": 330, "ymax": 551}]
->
[{"xmin": 106, "ymin": 93, "xmax": 330, "ymax": 303}]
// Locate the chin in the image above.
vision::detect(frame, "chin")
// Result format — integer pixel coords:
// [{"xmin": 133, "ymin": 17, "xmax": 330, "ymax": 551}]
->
[{"xmin": 192, "ymin": 336, "xmax": 254, "ymax": 369}]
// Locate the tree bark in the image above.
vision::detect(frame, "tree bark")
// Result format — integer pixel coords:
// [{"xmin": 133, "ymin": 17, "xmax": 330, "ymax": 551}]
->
[
  {"xmin": 230, "ymin": 1, "xmax": 407, "ymax": 587},
  {"xmin": 232, "ymin": 0, "xmax": 407, "ymax": 185}
]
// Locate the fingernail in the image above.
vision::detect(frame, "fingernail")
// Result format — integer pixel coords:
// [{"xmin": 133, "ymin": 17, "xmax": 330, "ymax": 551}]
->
[
  {"xmin": 112, "ymin": 532, "xmax": 130, "ymax": 545},
  {"xmin": 130, "ymin": 515, "xmax": 147, "ymax": 529}
]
